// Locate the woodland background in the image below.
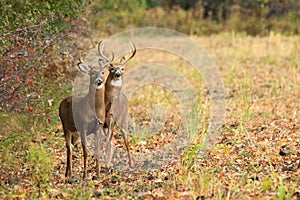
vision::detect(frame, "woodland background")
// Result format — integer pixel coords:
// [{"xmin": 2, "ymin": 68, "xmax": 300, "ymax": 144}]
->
[{"xmin": 0, "ymin": 0, "xmax": 299, "ymax": 199}]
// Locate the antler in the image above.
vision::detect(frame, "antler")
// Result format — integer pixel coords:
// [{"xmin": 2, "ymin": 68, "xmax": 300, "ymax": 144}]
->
[
  {"xmin": 98, "ymin": 41, "xmax": 114, "ymax": 62},
  {"xmin": 121, "ymin": 41, "xmax": 136, "ymax": 65},
  {"xmin": 78, "ymin": 56, "xmax": 84, "ymax": 64}
]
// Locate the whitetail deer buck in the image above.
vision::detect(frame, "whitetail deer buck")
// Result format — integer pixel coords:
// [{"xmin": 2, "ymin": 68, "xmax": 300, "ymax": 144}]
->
[
  {"xmin": 59, "ymin": 54, "xmax": 112, "ymax": 180},
  {"xmin": 98, "ymin": 41, "xmax": 136, "ymax": 168}
]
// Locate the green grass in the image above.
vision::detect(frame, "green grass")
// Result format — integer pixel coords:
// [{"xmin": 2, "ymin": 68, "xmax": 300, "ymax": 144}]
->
[
  {"xmin": 1, "ymin": 33, "xmax": 300, "ymax": 199},
  {"xmin": 88, "ymin": 1, "xmax": 300, "ymax": 36},
  {"xmin": 0, "ymin": 79, "xmax": 72, "ymax": 198}
]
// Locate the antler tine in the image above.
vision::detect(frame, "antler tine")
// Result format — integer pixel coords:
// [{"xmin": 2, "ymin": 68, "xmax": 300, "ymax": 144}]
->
[
  {"xmin": 110, "ymin": 51, "xmax": 114, "ymax": 62},
  {"xmin": 97, "ymin": 41, "xmax": 107, "ymax": 61},
  {"xmin": 97, "ymin": 41, "xmax": 102, "ymax": 56},
  {"xmin": 78, "ymin": 56, "xmax": 84, "ymax": 64},
  {"xmin": 121, "ymin": 41, "xmax": 136, "ymax": 65},
  {"xmin": 130, "ymin": 41, "xmax": 137, "ymax": 58},
  {"xmin": 97, "ymin": 41, "xmax": 114, "ymax": 62}
]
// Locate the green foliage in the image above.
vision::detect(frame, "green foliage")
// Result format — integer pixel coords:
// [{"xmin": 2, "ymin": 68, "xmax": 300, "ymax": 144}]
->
[
  {"xmin": 0, "ymin": 0, "xmax": 87, "ymax": 34},
  {"xmin": 0, "ymin": 0, "xmax": 88, "ymax": 56},
  {"xmin": 88, "ymin": 0, "xmax": 300, "ymax": 36},
  {"xmin": 0, "ymin": 118, "xmax": 32, "ymax": 173},
  {"xmin": 0, "ymin": 0, "xmax": 87, "ymax": 113},
  {"xmin": 182, "ymin": 143, "xmax": 203, "ymax": 170},
  {"xmin": 91, "ymin": 0, "xmax": 147, "ymax": 13},
  {"xmin": 146, "ymin": 0, "xmax": 162, "ymax": 8},
  {"xmin": 0, "ymin": 78, "xmax": 69, "ymax": 197},
  {"xmin": 278, "ymin": 184, "xmax": 287, "ymax": 200},
  {"xmin": 27, "ymin": 143, "xmax": 53, "ymax": 197}
]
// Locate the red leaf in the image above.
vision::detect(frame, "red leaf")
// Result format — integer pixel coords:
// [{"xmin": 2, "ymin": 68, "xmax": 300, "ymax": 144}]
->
[
  {"xmin": 27, "ymin": 79, "xmax": 34, "ymax": 88},
  {"xmin": 28, "ymin": 106, "xmax": 33, "ymax": 113},
  {"xmin": 16, "ymin": 75, "xmax": 20, "ymax": 82},
  {"xmin": 65, "ymin": 17, "xmax": 72, "ymax": 22}
]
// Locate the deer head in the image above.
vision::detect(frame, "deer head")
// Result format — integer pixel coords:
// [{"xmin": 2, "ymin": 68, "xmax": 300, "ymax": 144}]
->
[
  {"xmin": 97, "ymin": 41, "xmax": 136, "ymax": 87},
  {"xmin": 77, "ymin": 59, "xmax": 109, "ymax": 90}
]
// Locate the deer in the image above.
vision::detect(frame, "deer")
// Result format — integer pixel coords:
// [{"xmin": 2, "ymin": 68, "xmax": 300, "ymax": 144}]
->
[
  {"xmin": 58, "ymin": 50, "xmax": 113, "ymax": 180},
  {"xmin": 97, "ymin": 41, "xmax": 136, "ymax": 168}
]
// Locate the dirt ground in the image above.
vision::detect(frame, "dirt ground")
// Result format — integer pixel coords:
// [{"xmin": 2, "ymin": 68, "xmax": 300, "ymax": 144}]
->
[{"xmin": 1, "ymin": 33, "xmax": 299, "ymax": 199}]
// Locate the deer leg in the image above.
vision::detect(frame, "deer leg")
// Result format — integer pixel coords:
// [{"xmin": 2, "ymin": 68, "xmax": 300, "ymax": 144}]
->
[
  {"xmin": 120, "ymin": 128, "xmax": 133, "ymax": 168},
  {"xmin": 71, "ymin": 135, "xmax": 80, "ymax": 147},
  {"xmin": 106, "ymin": 115, "xmax": 115, "ymax": 167},
  {"xmin": 81, "ymin": 142, "xmax": 88, "ymax": 180},
  {"xmin": 107, "ymin": 132, "xmax": 116, "ymax": 167},
  {"xmin": 103, "ymin": 127, "xmax": 108, "ymax": 136},
  {"xmin": 94, "ymin": 123, "xmax": 103, "ymax": 178},
  {"xmin": 64, "ymin": 128, "xmax": 73, "ymax": 177},
  {"xmin": 80, "ymin": 126, "xmax": 89, "ymax": 180}
]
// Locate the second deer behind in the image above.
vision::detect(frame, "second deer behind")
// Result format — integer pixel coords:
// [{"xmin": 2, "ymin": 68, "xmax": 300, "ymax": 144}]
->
[{"xmin": 98, "ymin": 41, "xmax": 136, "ymax": 168}]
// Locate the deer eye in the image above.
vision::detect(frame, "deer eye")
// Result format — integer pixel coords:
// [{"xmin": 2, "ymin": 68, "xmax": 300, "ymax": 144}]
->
[
  {"xmin": 101, "ymin": 71, "xmax": 105, "ymax": 75},
  {"xmin": 90, "ymin": 71, "xmax": 95, "ymax": 76},
  {"xmin": 121, "ymin": 67, "xmax": 125, "ymax": 71},
  {"xmin": 110, "ymin": 67, "xmax": 115, "ymax": 72}
]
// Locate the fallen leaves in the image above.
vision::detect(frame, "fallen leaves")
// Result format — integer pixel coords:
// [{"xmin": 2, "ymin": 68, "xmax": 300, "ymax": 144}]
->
[{"xmin": 1, "ymin": 34, "xmax": 300, "ymax": 199}]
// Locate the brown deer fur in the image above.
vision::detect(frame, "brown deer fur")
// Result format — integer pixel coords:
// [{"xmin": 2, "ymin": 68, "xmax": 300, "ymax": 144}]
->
[
  {"xmin": 99, "ymin": 42, "xmax": 136, "ymax": 168},
  {"xmin": 59, "ymin": 61, "xmax": 108, "ymax": 180}
]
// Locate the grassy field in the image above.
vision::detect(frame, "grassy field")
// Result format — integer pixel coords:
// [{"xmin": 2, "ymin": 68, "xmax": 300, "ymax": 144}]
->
[{"xmin": 0, "ymin": 33, "xmax": 299, "ymax": 199}]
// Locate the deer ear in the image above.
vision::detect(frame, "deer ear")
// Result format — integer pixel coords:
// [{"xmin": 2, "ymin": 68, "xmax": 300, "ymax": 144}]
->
[
  {"xmin": 98, "ymin": 59, "xmax": 106, "ymax": 67},
  {"xmin": 120, "ymin": 56, "xmax": 126, "ymax": 64},
  {"xmin": 78, "ymin": 62, "xmax": 91, "ymax": 73}
]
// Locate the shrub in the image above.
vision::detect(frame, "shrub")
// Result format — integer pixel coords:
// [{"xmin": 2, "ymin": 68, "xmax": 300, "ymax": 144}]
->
[
  {"xmin": 0, "ymin": 0, "xmax": 88, "ymax": 113},
  {"xmin": 27, "ymin": 143, "xmax": 53, "ymax": 197}
]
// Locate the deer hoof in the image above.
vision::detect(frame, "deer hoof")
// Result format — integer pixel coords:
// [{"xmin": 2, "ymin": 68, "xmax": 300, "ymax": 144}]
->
[{"xmin": 65, "ymin": 176, "xmax": 81, "ymax": 184}]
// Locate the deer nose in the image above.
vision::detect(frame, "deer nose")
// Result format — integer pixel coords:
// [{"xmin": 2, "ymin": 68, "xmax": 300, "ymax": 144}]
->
[
  {"xmin": 115, "ymin": 72, "xmax": 121, "ymax": 78},
  {"xmin": 96, "ymin": 79, "xmax": 102, "ymax": 86}
]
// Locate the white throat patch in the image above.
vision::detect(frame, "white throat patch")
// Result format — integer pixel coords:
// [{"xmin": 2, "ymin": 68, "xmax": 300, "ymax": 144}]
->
[
  {"xmin": 95, "ymin": 84, "xmax": 104, "ymax": 89},
  {"xmin": 111, "ymin": 79, "xmax": 122, "ymax": 87}
]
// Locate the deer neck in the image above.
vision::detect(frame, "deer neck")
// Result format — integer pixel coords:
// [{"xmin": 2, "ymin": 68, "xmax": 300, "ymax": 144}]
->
[
  {"xmin": 87, "ymin": 84, "xmax": 105, "ymax": 122},
  {"xmin": 105, "ymin": 74, "xmax": 122, "ymax": 105}
]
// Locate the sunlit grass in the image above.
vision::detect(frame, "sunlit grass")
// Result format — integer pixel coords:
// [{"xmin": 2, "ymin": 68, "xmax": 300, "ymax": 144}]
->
[{"xmin": 1, "ymin": 33, "xmax": 299, "ymax": 199}]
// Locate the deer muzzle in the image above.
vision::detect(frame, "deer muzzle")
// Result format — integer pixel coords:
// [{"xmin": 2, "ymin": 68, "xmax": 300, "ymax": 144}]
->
[
  {"xmin": 95, "ymin": 79, "xmax": 103, "ymax": 89},
  {"xmin": 115, "ymin": 72, "xmax": 121, "ymax": 78}
]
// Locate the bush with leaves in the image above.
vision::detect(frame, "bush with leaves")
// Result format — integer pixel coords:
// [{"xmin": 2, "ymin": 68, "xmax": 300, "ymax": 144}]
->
[
  {"xmin": 27, "ymin": 143, "xmax": 53, "ymax": 197},
  {"xmin": 0, "ymin": 0, "xmax": 88, "ymax": 113}
]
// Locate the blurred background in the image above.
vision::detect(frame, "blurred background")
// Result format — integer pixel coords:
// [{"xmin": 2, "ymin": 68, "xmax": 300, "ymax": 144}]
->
[
  {"xmin": 89, "ymin": 0, "xmax": 300, "ymax": 36},
  {"xmin": 1, "ymin": 1, "xmax": 300, "ymax": 198},
  {"xmin": 1, "ymin": 0, "xmax": 299, "ymax": 113}
]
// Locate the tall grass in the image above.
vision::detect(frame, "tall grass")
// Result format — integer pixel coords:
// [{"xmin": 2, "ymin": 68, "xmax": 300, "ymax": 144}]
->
[{"xmin": 87, "ymin": 1, "xmax": 300, "ymax": 36}]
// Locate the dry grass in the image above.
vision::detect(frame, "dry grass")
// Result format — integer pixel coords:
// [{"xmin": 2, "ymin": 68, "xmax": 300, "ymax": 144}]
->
[
  {"xmin": 182, "ymin": 33, "xmax": 300, "ymax": 199},
  {"xmin": 1, "ymin": 33, "xmax": 299, "ymax": 199},
  {"xmin": 199, "ymin": 32, "xmax": 300, "ymax": 125},
  {"xmin": 125, "ymin": 33, "xmax": 300, "ymax": 199}
]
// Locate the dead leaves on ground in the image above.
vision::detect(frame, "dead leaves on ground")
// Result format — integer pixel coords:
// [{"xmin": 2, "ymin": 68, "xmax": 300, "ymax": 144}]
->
[{"xmin": 1, "ymin": 35, "xmax": 300, "ymax": 199}]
